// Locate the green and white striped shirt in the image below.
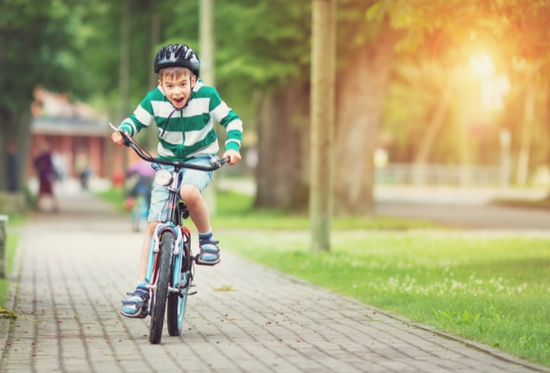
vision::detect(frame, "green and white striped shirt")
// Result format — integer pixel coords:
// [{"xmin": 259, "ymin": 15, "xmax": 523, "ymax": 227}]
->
[{"xmin": 119, "ymin": 80, "xmax": 243, "ymax": 161}]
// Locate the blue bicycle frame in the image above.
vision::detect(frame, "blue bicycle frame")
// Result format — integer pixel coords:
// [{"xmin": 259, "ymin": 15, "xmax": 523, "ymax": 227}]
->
[{"xmin": 145, "ymin": 167, "xmax": 192, "ymax": 295}]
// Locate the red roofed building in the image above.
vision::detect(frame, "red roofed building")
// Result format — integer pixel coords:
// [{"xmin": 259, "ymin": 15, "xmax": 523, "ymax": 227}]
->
[{"xmin": 28, "ymin": 86, "xmax": 127, "ymax": 188}]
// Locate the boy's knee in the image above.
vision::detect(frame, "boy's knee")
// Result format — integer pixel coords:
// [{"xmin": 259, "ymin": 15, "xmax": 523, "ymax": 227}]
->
[{"xmin": 179, "ymin": 184, "xmax": 201, "ymax": 203}]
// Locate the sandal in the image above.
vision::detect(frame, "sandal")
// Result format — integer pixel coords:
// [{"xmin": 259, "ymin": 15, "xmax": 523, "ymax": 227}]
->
[
  {"xmin": 120, "ymin": 287, "xmax": 150, "ymax": 318},
  {"xmin": 196, "ymin": 239, "xmax": 220, "ymax": 266}
]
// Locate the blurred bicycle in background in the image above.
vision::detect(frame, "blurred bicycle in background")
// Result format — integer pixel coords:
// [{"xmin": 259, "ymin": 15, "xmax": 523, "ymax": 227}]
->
[{"xmin": 125, "ymin": 159, "xmax": 155, "ymax": 232}]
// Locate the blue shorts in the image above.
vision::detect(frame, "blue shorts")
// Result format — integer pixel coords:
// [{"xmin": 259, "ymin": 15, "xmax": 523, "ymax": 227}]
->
[{"xmin": 148, "ymin": 155, "xmax": 213, "ymax": 223}]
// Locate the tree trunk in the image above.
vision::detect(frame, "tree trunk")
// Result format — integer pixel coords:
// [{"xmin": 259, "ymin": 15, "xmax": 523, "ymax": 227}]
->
[
  {"xmin": 200, "ymin": 0, "xmax": 218, "ymax": 215},
  {"xmin": 254, "ymin": 81, "xmax": 301, "ymax": 209},
  {"xmin": 288, "ymin": 83, "xmax": 310, "ymax": 213},
  {"xmin": 120, "ymin": 0, "xmax": 131, "ymax": 183},
  {"xmin": 334, "ymin": 31, "xmax": 398, "ymax": 217},
  {"xmin": 146, "ymin": 7, "xmax": 161, "ymax": 150},
  {"xmin": 310, "ymin": 0, "xmax": 336, "ymax": 252},
  {"xmin": 16, "ymin": 111, "xmax": 32, "ymax": 192},
  {"xmin": 0, "ymin": 109, "xmax": 10, "ymax": 191},
  {"xmin": 0, "ymin": 107, "xmax": 32, "ymax": 193}
]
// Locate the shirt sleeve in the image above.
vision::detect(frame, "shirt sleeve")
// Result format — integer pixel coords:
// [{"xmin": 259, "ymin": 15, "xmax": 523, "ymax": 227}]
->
[
  {"xmin": 208, "ymin": 89, "xmax": 243, "ymax": 152},
  {"xmin": 118, "ymin": 93, "xmax": 155, "ymax": 137}
]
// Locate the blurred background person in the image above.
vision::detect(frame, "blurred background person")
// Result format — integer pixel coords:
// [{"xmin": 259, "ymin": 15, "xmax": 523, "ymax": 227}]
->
[
  {"xmin": 33, "ymin": 141, "xmax": 59, "ymax": 212},
  {"xmin": 74, "ymin": 149, "xmax": 92, "ymax": 191}
]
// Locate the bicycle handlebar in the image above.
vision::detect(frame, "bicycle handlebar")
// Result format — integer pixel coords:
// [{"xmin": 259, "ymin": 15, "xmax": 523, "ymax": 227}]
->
[{"xmin": 109, "ymin": 123, "xmax": 229, "ymax": 171}]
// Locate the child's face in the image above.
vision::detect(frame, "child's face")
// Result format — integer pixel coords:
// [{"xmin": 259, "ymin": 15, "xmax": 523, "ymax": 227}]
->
[{"xmin": 159, "ymin": 73, "xmax": 196, "ymax": 109}]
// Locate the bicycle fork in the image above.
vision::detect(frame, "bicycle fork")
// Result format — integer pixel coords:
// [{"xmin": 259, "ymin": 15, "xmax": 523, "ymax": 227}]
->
[{"xmin": 145, "ymin": 224, "xmax": 196, "ymax": 299}]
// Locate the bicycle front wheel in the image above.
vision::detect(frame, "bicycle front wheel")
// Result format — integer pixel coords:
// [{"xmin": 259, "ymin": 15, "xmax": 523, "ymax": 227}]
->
[
  {"xmin": 167, "ymin": 266, "xmax": 189, "ymax": 336},
  {"xmin": 149, "ymin": 231, "xmax": 173, "ymax": 344}
]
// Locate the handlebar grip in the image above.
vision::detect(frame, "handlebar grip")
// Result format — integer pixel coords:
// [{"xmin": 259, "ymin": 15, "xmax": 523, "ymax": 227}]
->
[
  {"xmin": 122, "ymin": 137, "xmax": 131, "ymax": 147},
  {"xmin": 208, "ymin": 156, "xmax": 231, "ymax": 169},
  {"xmin": 119, "ymin": 131, "xmax": 132, "ymax": 147}
]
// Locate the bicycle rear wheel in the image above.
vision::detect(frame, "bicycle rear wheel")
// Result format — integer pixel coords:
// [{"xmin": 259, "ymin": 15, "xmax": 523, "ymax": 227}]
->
[{"xmin": 149, "ymin": 231, "xmax": 173, "ymax": 344}]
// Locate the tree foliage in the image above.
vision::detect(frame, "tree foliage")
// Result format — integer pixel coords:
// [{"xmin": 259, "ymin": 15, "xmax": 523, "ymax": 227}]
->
[
  {"xmin": 372, "ymin": 0, "xmax": 550, "ymax": 184},
  {"xmin": 0, "ymin": 0, "xmax": 89, "ymax": 191},
  {"xmin": 1, "ymin": 0, "xmax": 79, "ymax": 111},
  {"xmin": 3, "ymin": 0, "xmax": 550, "ymax": 202}
]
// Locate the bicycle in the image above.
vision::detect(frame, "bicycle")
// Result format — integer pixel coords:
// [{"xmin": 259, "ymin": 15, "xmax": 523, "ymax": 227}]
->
[
  {"xmin": 110, "ymin": 124, "xmax": 228, "ymax": 344},
  {"xmin": 126, "ymin": 183, "xmax": 151, "ymax": 232}
]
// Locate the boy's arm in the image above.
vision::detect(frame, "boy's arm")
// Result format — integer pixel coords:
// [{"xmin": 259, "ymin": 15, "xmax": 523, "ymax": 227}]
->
[
  {"xmin": 118, "ymin": 93, "xmax": 156, "ymax": 137},
  {"xmin": 209, "ymin": 92, "xmax": 243, "ymax": 162},
  {"xmin": 212, "ymin": 105, "xmax": 243, "ymax": 165}
]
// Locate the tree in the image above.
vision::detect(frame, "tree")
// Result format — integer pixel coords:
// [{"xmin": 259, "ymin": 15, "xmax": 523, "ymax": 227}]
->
[
  {"xmin": 330, "ymin": 0, "xmax": 400, "ymax": 216},
  {"xmin": 310, "ymin": 0, "xmax": 336, "ymax": 252},
  {"xmin": 0, "ymin": 0, "xmax": 90, "ymax": 192},
  {"xmin": 332, "ymin": 0, "xmax": 550, "ymax": 214},
  {"xmin": 214, "ymin": 1, "xmax": 312, "ymax": 210}
]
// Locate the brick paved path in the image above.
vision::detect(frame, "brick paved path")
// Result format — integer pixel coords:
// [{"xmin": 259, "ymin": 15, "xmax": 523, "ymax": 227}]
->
[{"xmin": 1, "ymin": 192, "xmax": 549, "ymax": 373}]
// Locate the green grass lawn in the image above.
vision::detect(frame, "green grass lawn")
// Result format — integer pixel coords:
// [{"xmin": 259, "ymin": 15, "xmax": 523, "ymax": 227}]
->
[
  {"xmin": 97, "ymin": 187, "xmax": 550, "ymax": 366},
  {"xmin": 0, "ymin": 232, "xmax": 18, "ymax": 306},
  {"xmin": 0, "ymin": 214, "xmax": 24, "ymax": 306},
  {"xmin": 212, "ymin": 190, "xmax": 441, "ymax": 230},
  {"xmin": 222, "ymin": 230, "xmax": 550, "ymax": 366}
]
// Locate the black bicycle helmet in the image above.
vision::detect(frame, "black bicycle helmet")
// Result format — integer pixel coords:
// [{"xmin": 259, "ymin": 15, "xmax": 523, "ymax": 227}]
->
[{"xmin": 153, "ymin": 44, "xmax": 200, "ymax": 77}]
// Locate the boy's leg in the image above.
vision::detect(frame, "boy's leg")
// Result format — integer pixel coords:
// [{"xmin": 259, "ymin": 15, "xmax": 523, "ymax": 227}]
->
[
  {"xmin": 138, "ymin": 222, "xmax": 157, "ymax": 279},
  {"xmin": 120, "ymin": 223, "xmax": 155, "ymax": 318},
  {"xmin": 180, "ymin": 184, "xmax": 220, "ymax": 265},
  {"xmin": 178, "ymin": 156, "xmax": 218, "ymax": 265},
  {"xmin": 121, "ymin": 176, "xmax": 168, "ymax": 318},
  {"xmin": 120, "ymin": 222, "xmax": 158, "ymax": 317},
  {"xmin": 180, "ymin": 184, "xmax": 210, "ymax": 233}
]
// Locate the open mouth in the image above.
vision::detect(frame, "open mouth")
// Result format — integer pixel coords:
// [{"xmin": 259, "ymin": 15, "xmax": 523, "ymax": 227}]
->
[{"xmin": 173, "ymin": 97, "xmax": 185, "ymax": 106}]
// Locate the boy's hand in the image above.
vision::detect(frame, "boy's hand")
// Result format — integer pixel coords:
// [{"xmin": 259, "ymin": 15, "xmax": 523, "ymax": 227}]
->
[
  {"xmin": 110, "ymin": 131, "xmax": 126, "ymax": 146},
  {"xmin": 223, "ymin": 149, "xmax": 241, "ymax": 165}
]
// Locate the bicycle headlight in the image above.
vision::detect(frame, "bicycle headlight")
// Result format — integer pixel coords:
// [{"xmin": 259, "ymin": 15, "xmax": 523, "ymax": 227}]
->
[{"xmin": 154, "ymin": 169, "xmax": 173, "ymax": 186}]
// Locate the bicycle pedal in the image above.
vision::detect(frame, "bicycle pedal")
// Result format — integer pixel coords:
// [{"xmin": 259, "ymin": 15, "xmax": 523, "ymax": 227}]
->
[
  {"xmin": 139, "ymin": 306, "xmax": 149, "ymax": 318},
  {"xmin": 189, "ymin": 291, "xmax": 197, "ymax": 296}
]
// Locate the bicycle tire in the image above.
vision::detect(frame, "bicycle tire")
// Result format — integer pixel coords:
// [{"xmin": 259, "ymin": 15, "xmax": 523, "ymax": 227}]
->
[
  {"xmin": 149, "ymin": 231, "xmax": 174, "ymax": 344},
  {"xmin": 167, "ymin": 243, "xmax": 191, "ymax": 336}
]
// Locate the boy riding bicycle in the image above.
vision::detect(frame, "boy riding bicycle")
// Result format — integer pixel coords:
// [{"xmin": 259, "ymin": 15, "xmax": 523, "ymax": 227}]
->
[{"xmin": 110, "ymin": 43, "xmax": 243, "ymax": 318}]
